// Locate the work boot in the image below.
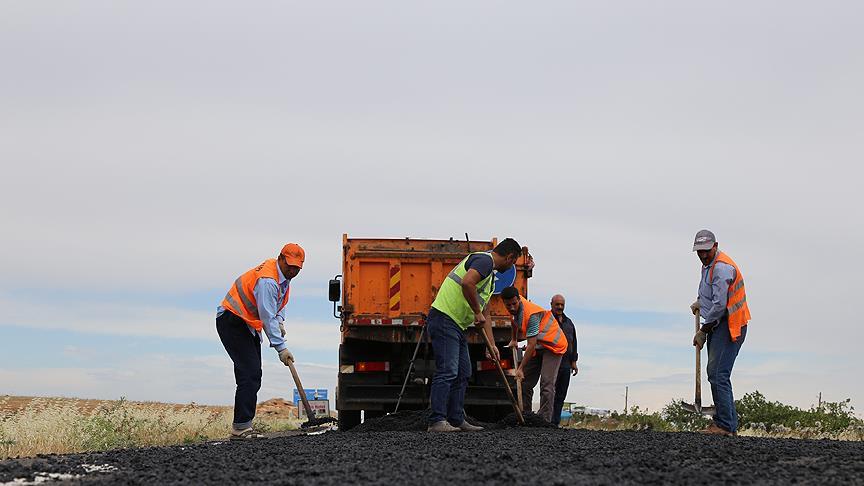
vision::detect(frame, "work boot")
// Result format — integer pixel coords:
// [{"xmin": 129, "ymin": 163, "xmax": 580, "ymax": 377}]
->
[
  {"xmin": 699, "ymin": 423, "xmax": 734, "ymax": 436},
  {"xmin": 454, "ymin": 421, "xmax": 483, "ymax": 432},
  {"xmin": 229, "ymin": 427, "xmax": 266, "ymax": 440},
  {"xmin": 427, "ymin": 420, "xmax": 460, "ymax": 432}
]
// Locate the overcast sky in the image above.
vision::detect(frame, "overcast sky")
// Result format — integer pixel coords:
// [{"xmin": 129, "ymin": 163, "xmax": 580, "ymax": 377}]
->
[{"xmin": 1, "ymin": 1, "xmax": 862, "ymax": 415}]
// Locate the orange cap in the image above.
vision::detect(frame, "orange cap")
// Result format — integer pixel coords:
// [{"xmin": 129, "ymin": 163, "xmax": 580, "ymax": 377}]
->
[{"xmin": 280, "ymin": 243, "xmax": 305, "ymax": 268}]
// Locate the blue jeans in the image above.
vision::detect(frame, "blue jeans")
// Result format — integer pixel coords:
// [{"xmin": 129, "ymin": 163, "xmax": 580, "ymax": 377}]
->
[
  {"xmin": 706, "ymin": 319, "xmax": 747, "ymax": 433},
  {"xmin": 427, "ymin": 309, "xmax": 471, "ymax": 426}
]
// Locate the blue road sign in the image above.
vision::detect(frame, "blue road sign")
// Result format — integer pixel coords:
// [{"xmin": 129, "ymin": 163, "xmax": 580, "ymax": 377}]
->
[
  {"xmin": 293, "ymin": 388, "xmax": 328, "ymax": 404},
  {"xmin": 493, "ymin": 266, "xmax": 516, "ymax": 295}
]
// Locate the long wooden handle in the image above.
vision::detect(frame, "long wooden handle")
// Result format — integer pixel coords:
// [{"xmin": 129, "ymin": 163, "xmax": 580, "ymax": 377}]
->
[
  {"xmin": 512, "ymin": 346, "xmax": 523, "ymax": 413},
  {"xmin": 694, "ymin": 310, "xmax": 702, "ymax": 408},
  {"xmin": 287, "ymin": 361, "xmax": 315, "ymax": 419},
  {"xmin": 481, "ymin": 328, "xmax": 525, "ymax": 425}
]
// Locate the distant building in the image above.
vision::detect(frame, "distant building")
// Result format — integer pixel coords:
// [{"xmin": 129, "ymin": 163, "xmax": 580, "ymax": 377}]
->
[{"xmin": 570, "ymin": 405, "xmax": 612, "ymax": 418}]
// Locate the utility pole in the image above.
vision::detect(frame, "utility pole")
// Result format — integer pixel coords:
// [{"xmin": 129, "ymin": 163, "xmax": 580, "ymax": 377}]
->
[
  {"xmin": 818, "ymin": 392, "xmax": 822, "ymax": 409},
  {"xmin": 624, "ymin": 386, "xmax": 629, "ymax": 415}
]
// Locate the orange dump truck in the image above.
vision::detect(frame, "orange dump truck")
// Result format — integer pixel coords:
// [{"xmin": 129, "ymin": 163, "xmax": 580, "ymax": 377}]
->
[{"xmin": 328, "ymin": 235, "xmax": 531, "ymax": 429}]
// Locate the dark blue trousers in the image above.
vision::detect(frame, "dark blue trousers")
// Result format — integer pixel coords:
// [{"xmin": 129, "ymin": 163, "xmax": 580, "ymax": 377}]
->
[
  {"xmin": 427, "ymin": 309, "xmax": 471, "ymax": 426},
  {"xmin": 707, "ymin": 319, "xmax": 747, "ymax": 433},
  {"xmin": 552, "ymin": 365, "xmax": 571, "ymax": 425},
  {"xmin": 216, "ymin": 311, "xmax": 261, "ymax": 429}
]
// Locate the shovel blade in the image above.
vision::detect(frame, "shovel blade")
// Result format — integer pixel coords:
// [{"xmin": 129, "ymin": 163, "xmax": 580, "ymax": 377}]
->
[{"xmin": 682, "ymin": 402, "xmax": 717, "ymax": 417}]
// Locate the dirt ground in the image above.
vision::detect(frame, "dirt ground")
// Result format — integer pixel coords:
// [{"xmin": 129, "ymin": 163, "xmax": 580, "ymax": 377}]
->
[{"xmin": 0, "ymin": 396, "xmax": 297, "ymax": 418}]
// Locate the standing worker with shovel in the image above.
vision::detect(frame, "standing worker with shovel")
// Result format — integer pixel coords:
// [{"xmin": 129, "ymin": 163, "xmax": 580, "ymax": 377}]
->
[
  {"xmin": 502, "ymin": 287, "xmax": 569, "ymax": 423},
  {"xmin": 425, "ymin": 238, "xmax": 524, "ymax": 432},
  {"xmin": 216, "ymin": 243, "xmax": 305, "ymax": 440},
  {"xmin": 691, "ymin": 230, "xmax": 751, "ymax": 436}
]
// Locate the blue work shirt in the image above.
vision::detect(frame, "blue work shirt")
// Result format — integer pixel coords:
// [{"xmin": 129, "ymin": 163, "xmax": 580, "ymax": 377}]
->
[
  {"xmin": 217, "ymin": 264, "xmax": 290, "ymax": 352},
  {"xmin": 698, "ymin": 252, "xmax": 736, "ymax": 326}
]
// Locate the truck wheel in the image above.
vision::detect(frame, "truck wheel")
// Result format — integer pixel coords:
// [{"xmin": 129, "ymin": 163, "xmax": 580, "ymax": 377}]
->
[{"xmin": 339, "ymin": 410, "xmax": 361, "ymax": 430}]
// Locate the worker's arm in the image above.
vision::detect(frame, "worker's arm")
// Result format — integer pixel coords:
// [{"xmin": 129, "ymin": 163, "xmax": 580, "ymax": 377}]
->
[
  {"xmin": 702, "ymin": 263, "xmax": 736, "ymax": 330},
  {"xmin": 481, "ymin": 304, "xmax": 500, "ymax": 362},
  {"xmin": 253, "ymin": 279, "xmax": 288, "ymax": 352},
  {"xmin": 460, "ymin": 268, "xmax": 486, "ymax": 324},
  {"xmin": 515, "ymin": 337, "xmax": 537, "ymax": 380},
  {"xmin": 568, "ymin": 319, "xmax": 579, "ymax": 375},
  {"xmin": 514, "ymin": 312, "xmax": 542, "ymax": 379},
  {"xmin": 508, "ymin": 314, "xmax": 519, "ymax": 348}
]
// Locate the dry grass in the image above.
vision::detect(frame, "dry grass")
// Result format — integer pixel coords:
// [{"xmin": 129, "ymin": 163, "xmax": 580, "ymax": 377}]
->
[
  {"xmin": 0, "ymin": 396, "xmax": 302, "ymax": 459},
  {"xmin": 564, "ymin": 416, "xmax": 864, "ymax": 441}
]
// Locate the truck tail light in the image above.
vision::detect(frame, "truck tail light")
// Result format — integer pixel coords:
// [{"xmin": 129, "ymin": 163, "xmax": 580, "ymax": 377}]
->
[
  {"xmin": 476, "ymin": 359, "xmax": 512, "ymax": 371},
  {"xmin": 355, "ymin": 361, "xmax": 390, "ymax": 372}
]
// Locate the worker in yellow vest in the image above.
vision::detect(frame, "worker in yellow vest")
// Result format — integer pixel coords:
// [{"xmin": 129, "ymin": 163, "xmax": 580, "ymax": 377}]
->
[
  {"xmin": 502, "ymin": 287, "xmax": 568, "ymax": 422},
  {"xmin": 691, "ymin": 230, "xmax": 751, "ymax": 436},
  {"xmin": 425, "ymin": 238, "xmax": 523, "ymax": 432},
  {"xmin": 217, "ymin": 243, "xmax": 305, "ymax": 440}
]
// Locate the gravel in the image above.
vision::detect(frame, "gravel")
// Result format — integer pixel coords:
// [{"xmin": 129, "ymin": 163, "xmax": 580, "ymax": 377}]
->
[{"xmin": 1, "ymin": 429, "xmax": 862, "ymax": 485}]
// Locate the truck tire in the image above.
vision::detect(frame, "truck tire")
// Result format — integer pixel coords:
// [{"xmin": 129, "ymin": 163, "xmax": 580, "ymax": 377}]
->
[{"xmin": 339, "ymin": 410, "xmax": 361, "ymax": 430}]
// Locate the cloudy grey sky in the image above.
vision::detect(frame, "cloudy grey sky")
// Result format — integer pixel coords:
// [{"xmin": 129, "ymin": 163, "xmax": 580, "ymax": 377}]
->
[{"xmin": 1, "ymin": 1, "xmax": 862, "ymax": 414}]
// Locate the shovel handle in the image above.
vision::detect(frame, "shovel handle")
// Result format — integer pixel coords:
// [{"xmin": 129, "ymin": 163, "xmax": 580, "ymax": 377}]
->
[
  {"xmin": 287, "ymin": 360, "xmax": 316, "ymax": 420},
  {"xmin": 480, "ymin": 328, "xmax": 525, "ymax": 425},
  {"xmin": 694, "ymin": 310, "xmax": 702, "ymax": 408},
  {"xmin": 511, "ymin": 346, "xmax": 523, "ymax": 413}
]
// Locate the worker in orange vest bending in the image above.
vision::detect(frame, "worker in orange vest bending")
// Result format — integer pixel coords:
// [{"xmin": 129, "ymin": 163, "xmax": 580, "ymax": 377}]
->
[
  {"xmin": 691, "ymin": 230, "xmax": 751, "ymax": 436},
  {"xmin": 216, "ymin": 243, "xmax": 305, "ymax": 440},
  {"xmin": 502, "ymin": 287, "xmax": 569, "ymax": 422}
]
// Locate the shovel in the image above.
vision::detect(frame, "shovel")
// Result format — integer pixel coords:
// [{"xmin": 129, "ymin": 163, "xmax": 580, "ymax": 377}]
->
[
  {"xmin": 480, "ymin": 327, "xmax": 525, "ymax": 425},
  {"xmin": 683, "ymin": 309, "xmax": 716, "ymax": 416},
  {"xmin": 286, "ymin": 360, "xmax": 337, "ymax": 428},
  {"xmin": 511, "ymin": 346, "xmax": 523, "ymax": 413}
]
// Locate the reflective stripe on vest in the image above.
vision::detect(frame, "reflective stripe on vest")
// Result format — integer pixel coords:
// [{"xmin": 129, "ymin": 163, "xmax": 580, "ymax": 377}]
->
[
  {"xmin": 709, "ymin": 251, "xmax": 751, "ymax": 342},
  {"xmin": 447, "ymin": 267, "xmax": 494, "ymax": 304},
  {"xmin": 221, "ymin": 259, "xmax": 290, "ymax": 331},
  {"xmin": 431, "ymin": 252, "xmax": 496, "ymax": 330},
  {"xmin": 518, "ymin": 297, "xmax": 568, "ymax": 355}
]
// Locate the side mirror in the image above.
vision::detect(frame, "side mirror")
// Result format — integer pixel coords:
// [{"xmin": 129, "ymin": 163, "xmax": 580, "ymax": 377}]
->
[
  {"xmin": 329, "ymin": 277, "xmax": 341, "ymax": 302},
  {"xmin": 329, "ymin": 275, "xmax": 343, "ymax": 319}
]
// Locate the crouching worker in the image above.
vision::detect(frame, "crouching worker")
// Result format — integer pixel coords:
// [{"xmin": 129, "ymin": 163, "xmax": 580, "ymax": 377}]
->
[
  {"xmin": 216, "ymin": 243, "xmax": 305, "ymax": 440},
  {"xmin": 426, "ymin": 238, "xmax": 523, "ymax": 432},
  {"xmin": 502, "ymin": 287, "xmax": 568, "ymax": 422}
]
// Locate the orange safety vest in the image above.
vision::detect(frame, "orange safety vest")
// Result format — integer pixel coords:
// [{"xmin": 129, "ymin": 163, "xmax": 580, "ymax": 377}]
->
[
  {"xmin": 221, "ymin": 259, "xmax": 290, "ymax": 331},
  {"xmin": 517, "ymin": 297, "xmax": 568, "ymax": 355},
  {"xmin": 709, "ymin": 252, "xmax": 751, "ymax": 342}
]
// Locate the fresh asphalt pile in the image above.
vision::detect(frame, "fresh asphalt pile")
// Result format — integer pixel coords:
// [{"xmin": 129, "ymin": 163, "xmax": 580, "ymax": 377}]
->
[{"xmin": 2, "ymin": 428, "xmax": 862, "ymax": 485}]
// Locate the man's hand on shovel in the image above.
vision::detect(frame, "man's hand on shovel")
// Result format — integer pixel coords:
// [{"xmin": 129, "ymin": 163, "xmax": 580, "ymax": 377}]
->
[
  {"xmin": 690, "ymin": 301, "xmax": 700, "ymax": 316},
  {"xmin": 278, "ymin": 348, "xmax": 295, "ymax": 366},
  {"xmin": 693, "ymin": 330, "xmax": 707, "ymax": 350},
  {"xmin": 484, "ymin": 345, "xmax": 500, "ymax": 362}
]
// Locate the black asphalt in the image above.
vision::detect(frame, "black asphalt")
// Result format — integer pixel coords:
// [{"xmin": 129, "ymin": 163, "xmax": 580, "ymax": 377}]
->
[{"xmin": 2, "ymin": 428, "xmax": 863, "ymax": 485}]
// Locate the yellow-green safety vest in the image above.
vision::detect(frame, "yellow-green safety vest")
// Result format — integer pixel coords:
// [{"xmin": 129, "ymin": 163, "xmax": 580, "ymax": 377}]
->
[{"xmin": 431, "ymin": 252, "xmax": 496, "ymax": 330}]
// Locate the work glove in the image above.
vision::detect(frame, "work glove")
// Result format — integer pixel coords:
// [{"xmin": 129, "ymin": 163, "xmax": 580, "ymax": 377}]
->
[
  {"xmin": 690, "ymin": 301, "xmax": 700, "ymax": 316},
  {"xmin": 693, "ymin": 330, "xmax": 707, "ymax": 349},
  {"xmin": 278, "ymin": 348, "xmax": 294, "ymax": 366},
  {"xmin": 279, "ymin": 321, "xmax": 286, "ymax": 338}
]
